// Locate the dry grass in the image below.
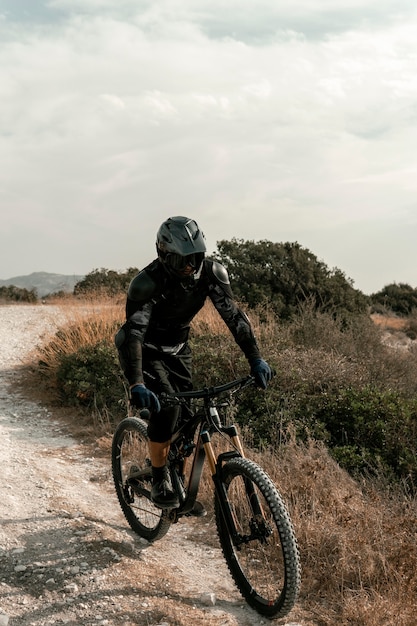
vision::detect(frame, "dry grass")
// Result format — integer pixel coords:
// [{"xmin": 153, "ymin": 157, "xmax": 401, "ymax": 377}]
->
[
  {"xmin": 249, "ymin": 438, "xmax": 417, "ymax": 626},
  {"xmin": 23, "ymin": 298, "xmax": 127, "ymax": 439},
  {"xmin": 36, "ymin": 298, "xmax": 124, "ymax": 374},
  {"xmin": 371, "ymin": 313, "xmax": 408, "ymax": 331},
  {"xmin": 193, "ymin": 430, "xmax": 417, "ymax": 625}
]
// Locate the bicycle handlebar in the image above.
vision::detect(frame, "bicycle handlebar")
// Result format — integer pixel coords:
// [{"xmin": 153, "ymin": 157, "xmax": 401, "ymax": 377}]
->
[{"xmin": 160, "ymin": 375, "xmax": 255, "ymax": 402}]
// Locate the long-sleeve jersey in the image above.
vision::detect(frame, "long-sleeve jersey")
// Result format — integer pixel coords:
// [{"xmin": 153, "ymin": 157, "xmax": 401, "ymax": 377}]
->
[{"xmin": 115, "ymin": 258, "xmax": 261, "ymax": 386}]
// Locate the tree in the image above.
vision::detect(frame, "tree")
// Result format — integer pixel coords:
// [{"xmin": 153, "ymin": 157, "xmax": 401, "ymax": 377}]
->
[
  {"xmin": 0, "ymin": 285, "xmax": 37, "ymax": 303},
  {"xmin": 213, "ymin": 239, "xmax": 368, "ymax": 319},
  {"xmin": 371, "ymin": 283, "xmax": 417, "ymax": 316},
  {"xmin": 73, "ymin": 268, "xmax": 139, "ymax": 297}
]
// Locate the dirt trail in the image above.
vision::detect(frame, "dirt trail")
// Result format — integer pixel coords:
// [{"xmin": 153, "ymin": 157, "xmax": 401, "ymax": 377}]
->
[{"xmin": 0, "ymin": 305, "xmax": 307, "ymax": 626}]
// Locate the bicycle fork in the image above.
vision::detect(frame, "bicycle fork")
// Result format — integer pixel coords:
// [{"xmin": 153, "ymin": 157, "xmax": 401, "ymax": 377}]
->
[{"xmin": 201, "ymin": 426, "xmax": 268, "ymax": 547}]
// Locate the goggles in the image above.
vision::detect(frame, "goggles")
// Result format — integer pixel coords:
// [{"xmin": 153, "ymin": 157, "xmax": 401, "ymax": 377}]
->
[{"xmin": 165, "ymin": 252, "xmax": 204, "ymax": 271}]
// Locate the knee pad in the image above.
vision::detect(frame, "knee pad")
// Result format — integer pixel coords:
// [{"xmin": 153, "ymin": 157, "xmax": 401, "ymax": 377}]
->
[{"xmin": 147, "ymin": 406, "xmax": 180, "ymax": 442}]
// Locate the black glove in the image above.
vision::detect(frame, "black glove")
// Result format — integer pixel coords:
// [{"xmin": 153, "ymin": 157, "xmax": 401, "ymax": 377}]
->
[
  {"xmin": 250, "ymin": 358, "xmax": 273, "ymax": 390},
  {"xmin": 130, "ymin": 384, "xmax": 161, "ymax": 413}
]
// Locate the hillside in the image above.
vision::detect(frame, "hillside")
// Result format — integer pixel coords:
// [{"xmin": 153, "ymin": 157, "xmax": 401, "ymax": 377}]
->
[{"xmin": 0, "ymin": 272, "xmax": 84, "ymax": 298}]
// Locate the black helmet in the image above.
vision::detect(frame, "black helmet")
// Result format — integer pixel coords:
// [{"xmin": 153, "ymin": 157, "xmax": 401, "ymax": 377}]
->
[{"xmin": 156, "ymin": 216, "xmax": 206, "ymax": 276}]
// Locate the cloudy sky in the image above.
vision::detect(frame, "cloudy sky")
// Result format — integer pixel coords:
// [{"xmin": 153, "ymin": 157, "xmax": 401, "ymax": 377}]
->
[{"xmin": 1, "ymin": 0, "xmax": 416, "ymax": 294}]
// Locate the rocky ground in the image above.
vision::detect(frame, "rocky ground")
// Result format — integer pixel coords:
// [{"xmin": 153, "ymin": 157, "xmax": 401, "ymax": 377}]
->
[{"xmin": 0, "ymin": 305, "xmax": 310, "ymax": 626}]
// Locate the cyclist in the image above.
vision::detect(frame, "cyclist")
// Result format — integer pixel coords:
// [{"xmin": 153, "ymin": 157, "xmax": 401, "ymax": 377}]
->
[{"xmin": 115, "ymin": 216, "xmax": 272, "ymax": 512}]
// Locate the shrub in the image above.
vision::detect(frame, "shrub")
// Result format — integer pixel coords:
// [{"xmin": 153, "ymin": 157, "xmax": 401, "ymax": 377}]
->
[
  {"xmin": 36, "ymin": 304, "xmax": 126, "ymax": 426},
  {"xmin": 297, "ymin": 386, "xmax": 417, "ymax": 480},
  {"xmin": 74, "ymin": 267, "xmax": 139, "ymax": 297},
  {"xmin": 34, "ymin": 299, "xmax": 417, "ymax": 482},
  {"xmin": 55, "ymin": 341, "xmax": 125, "ymax": 415},
  {"xmin": 371, "ymin": 282, "xmax": 417, "ymax": 316},
  {"xmin": 0, "ymin": 285, "xmax": 38, "ymax": 302}
]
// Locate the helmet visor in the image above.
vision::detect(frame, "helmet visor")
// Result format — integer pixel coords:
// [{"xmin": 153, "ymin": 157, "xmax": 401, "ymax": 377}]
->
[{"xmin": 165, "ymin": 252, "xmax": 204, "ymax": 271}]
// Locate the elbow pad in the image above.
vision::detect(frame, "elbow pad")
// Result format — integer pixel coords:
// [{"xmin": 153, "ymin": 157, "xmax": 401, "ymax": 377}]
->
[{"xmin": 115, "ymin": 324, "xmax": 144, "ymax": 385}]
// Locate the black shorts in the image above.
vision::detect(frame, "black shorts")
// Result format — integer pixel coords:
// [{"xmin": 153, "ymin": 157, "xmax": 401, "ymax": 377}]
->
[{"xmin": 143, "ymin": 343, "xmax": 192, "ymax": 443}]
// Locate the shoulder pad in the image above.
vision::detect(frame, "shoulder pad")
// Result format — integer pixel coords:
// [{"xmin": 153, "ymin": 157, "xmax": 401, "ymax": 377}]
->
[
  {"xmin": 127, "ymin": 269, "xmax": 157, "ymax": 303},
  {"xmin": 210, "ymin": 260, "xmax": 230, "ymax": 285}
]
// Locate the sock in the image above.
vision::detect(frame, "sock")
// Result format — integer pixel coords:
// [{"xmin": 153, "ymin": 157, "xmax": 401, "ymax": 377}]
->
[{"xmin": 152, "ymin": 465, "xmax": 167, "ymax": 484}]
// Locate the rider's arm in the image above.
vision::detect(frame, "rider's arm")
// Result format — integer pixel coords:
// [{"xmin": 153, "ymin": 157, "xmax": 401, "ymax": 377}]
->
[
  {"xmin": 115, "ymin": 268, "xmax": 157, "ymax": 386},
  {"xmin": 206, "ymin": 261, "xmax": 262, "ymax": 363}
]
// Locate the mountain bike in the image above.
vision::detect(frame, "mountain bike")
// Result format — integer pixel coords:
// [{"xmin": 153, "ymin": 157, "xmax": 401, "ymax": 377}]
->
[{"xmin": 111, "ymin": 375, "xmax": 301, "ymax": 619}]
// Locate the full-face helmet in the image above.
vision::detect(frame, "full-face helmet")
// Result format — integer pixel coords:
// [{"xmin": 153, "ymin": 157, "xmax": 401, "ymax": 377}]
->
[{"xmin": 156, "ymin": 216, "xmax": 206, "ymax": 277}]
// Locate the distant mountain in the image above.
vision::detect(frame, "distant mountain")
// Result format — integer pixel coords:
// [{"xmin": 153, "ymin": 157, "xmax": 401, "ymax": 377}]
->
[{"xmin": 0, "ymin": 272, "xmax": 85, "ymax": 298}]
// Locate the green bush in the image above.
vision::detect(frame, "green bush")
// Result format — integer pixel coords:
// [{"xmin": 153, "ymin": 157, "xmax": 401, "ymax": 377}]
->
[
  {"xmin": 371, "ymin": 282, "xmax": 417, "ymax": 316},
  {"xmin": 55, "ymin": 341, "xmax": 126, "ymax": 416},
  {"xmin": 74, "ymin": 267, "xmax": 139, "ymax": 297},
  {"xmin": 190, "ymin": 310, "xmax": 417, "ymax": 483},
  {"xmin": 190, "ymin": 332, "xmax": 247, "ymax": 387},
  {"xmin": 308, "ymin": 387, "xmax": 417, "ymax": 479},
  {"xmin": 0, "ymin": 285, "xmax": 37, "ymax": 302}
]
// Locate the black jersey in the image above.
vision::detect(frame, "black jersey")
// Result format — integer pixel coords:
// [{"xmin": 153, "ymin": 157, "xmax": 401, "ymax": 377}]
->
[{"xmin": 115, "ymin": 258, "xmax": 261, "ymax": 385}]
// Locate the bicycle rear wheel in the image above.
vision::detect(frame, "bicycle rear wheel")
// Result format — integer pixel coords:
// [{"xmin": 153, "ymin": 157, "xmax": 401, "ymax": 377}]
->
[
  {"xmin": 215, "ymin": 457, "xmax": 301, "ymax": 618},
  {"xmin": 112, "ymin": 416, "xmax": 171, "ymax": 542}
]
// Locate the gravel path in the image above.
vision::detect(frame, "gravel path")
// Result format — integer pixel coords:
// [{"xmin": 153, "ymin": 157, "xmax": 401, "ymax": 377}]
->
[{"xmin": 0, "ymin": 305, "xmax": 307, "ymax": 626}]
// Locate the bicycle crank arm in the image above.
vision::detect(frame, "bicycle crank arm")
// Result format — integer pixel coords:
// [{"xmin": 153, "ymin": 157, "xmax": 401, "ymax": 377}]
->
[{"xmin": 126, "ymin": 478, "xmax": 151, "ymax": 499}]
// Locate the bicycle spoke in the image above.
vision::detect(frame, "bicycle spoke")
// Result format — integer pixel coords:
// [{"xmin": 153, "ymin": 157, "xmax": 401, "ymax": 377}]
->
[
  {"xmin": 112, "ymin": 417, "xmax": 171, "ymax": 542},
  {"xmin": 230, "ymin": 476, "xmax": 285, "ymax": 592}
]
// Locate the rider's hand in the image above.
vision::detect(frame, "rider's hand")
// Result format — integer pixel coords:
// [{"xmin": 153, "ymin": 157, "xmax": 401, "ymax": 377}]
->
[
  {"xmin": 130, "ymin": 384, "xmax": 161, "ymax": 413},
  {"xmin": 250, "ymin": 358, "xmax": 273, "ymax": 390}
]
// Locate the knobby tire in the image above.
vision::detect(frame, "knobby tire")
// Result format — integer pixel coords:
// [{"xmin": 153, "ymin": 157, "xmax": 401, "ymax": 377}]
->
[{"xmin": 215, "ymin": 457, "xmax": 301, "ymax": 619}]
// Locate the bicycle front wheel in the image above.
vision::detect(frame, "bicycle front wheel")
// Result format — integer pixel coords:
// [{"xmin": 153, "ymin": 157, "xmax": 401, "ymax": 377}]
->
[
  {"xmin": 111, "ymin": 417, "xmax": 171, "ymax": 542},
  {"xmin": 215, "ymin": 457, "xmax": 301, "ymax": 619}
]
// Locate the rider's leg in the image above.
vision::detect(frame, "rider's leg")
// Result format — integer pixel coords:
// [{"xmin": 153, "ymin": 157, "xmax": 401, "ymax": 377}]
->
[
  {"xmin": 149, "ymin": 440, "xmax": 170, "ymax": 467},
  {"xmin": 143, "ymin": 345, "xmax": 205, "ymax": 512},
  {"xmin": 147, "ymin": 433, "xmax": 179, "ymax": 508}
]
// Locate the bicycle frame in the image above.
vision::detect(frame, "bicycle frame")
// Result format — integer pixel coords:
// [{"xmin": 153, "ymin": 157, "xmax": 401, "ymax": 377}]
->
[
  {"xmin": 165, "ymin": 376, "xmax": 266, "ymax": 538},
  {"xmin": 168, "ymin": 408, "xmax": 241, "ymax": 517}
]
